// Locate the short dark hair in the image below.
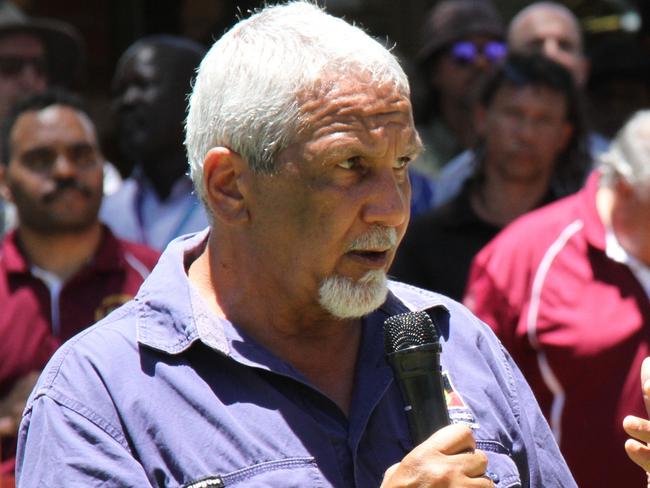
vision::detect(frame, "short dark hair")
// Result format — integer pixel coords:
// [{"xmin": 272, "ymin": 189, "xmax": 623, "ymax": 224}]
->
[
  {"xmin": 1, "ymin": 89, "xmax": 90, "ymax": 166},
  {"xmin": 477, "ymin": 52, "xmax": 591, "ymax": 197}
]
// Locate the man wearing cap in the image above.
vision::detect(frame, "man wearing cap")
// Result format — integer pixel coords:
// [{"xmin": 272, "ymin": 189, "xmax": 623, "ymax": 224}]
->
[
  {"xmin": 0, "ymin": 2, "xmax": 83, "ymax": 237},
  {"xmin": 413, "ymin": 0, "xmax": 506, "ymax": 178}
]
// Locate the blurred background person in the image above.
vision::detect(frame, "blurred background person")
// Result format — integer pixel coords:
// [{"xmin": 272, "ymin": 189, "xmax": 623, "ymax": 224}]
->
[
  {"xmin": 464, "ymin": 110, "xmax": 650, "ymax": 488},
  {"xmin": 100, "ymin": 35, "xmax": 207, "ymax": 251},
  {"xmin": 391, "ymin": 53, "xmax": 588, "ymax": 300},
  {"xmin": 508, "ymin": 1, "xmax": 589, "ymax": 87},
  {"xmin": 432, "ymin": 0, "xmax": 606, "ymax": 209},
  {"xmin": 0, "ymin": 1, "xmax": 83, "ymax": 238},
  {"xmin": 0, "ymin": 90, "xmax": 158, "ymax": 478},
  {"xmin": 412, "ymin": 0, "xmax": 506, "ymax": 179}
]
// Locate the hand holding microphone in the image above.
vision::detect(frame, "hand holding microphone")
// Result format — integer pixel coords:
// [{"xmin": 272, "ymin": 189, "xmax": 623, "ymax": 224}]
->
[{"xmin": 382, "ymin": 310, "xmax": 492, "ymax": 487}]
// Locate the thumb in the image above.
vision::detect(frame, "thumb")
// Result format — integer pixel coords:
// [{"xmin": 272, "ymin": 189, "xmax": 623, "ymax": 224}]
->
[{"xmin": 641, "ymin": 357, "xmax": 650, "ymax": 418}]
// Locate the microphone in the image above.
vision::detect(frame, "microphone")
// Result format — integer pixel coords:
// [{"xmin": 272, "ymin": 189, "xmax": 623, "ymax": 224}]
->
[{"xmin": 384, "ymin": 310, "xmax": 450, "ymax": 446}]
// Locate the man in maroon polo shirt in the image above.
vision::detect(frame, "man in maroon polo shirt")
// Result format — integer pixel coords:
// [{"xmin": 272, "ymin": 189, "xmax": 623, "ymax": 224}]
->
[
  {"xmin": 0, "ymin": 90, "xmax": 159, "ymax": 476},
  {"xmin": 465, "ymin": 110, "xmax": 650, "ymax": 487}
]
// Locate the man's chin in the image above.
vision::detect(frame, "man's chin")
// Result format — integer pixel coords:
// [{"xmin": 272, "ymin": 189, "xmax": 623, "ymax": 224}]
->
[{"xmin": 318, "ymin": 270, "xmax": 388, "ymax": 319}]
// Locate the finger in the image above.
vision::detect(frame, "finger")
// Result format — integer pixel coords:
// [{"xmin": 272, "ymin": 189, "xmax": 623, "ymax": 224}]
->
[
  {"xmin": 381, "ymin": 463, "xmax": 399, "ymax": 485},
  {"xmin": 625, "ymin": 438, "xmax": 650, "ymax": 472},
  {"xmin": 624, "ymin": 415, "xmax": 650, "ymax": 443},
  {"xmin": 446, "ymin": 448, "xmax": 490, "ymax": 478},
  {"xmin": 420, "ymin": 423, "xmax": 476, "ymax": 455}
]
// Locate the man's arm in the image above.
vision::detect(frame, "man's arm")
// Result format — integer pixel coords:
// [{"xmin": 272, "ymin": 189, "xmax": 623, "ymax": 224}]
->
[
  {"xmin": 17, "ymin": 392, "xmax": 152, "ymax": 486},
  {"xmin": 380, "ymin": 424, "xmax": 493, "ymax": 487},
  {"xmin": 623, "ymin": 357, "xmax": 650, "ymax": 484}
]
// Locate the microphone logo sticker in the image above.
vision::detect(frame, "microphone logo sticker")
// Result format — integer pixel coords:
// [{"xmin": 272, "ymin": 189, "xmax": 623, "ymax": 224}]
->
[{"xmin": 442, "ymin": 371, "xmax": 480, "ymax": 429}]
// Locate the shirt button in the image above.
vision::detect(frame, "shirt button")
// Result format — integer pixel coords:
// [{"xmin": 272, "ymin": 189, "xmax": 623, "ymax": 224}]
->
[{"xmin": 486, "ymin": 470, "xmax": 500, "ymax": 483}]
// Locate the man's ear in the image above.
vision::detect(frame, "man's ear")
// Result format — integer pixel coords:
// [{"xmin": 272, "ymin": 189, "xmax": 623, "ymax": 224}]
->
[
  {"xmin": 202, "ymin": 147, "xmax": 249, "ymax": 224},
  {"xmin": 0, "ymin": 165, "xmax": 12, "ymax": 202}
]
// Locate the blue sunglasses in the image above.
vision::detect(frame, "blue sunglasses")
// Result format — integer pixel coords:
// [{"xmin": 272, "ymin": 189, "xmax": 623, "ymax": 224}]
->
[{"xmin": 449, "ymin": 40, "xmax": 507, "ymax": 65}]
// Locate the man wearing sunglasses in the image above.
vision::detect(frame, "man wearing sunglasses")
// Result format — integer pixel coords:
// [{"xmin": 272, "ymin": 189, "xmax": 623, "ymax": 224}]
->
[
  {"xmin": 0, "ymin": 3, "xmax": 83, "ymax": 238},
  {"xmin": 412, "ymin": 0, "xmax": 506, "ymax": 179}
]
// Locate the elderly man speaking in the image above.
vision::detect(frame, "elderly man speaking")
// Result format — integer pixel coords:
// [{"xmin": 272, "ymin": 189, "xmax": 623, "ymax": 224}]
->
[{"xmin": 16, "ymin": 2, "xmax": 575, "ymax": 486}]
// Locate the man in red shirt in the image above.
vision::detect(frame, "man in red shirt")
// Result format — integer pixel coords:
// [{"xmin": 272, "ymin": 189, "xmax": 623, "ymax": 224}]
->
[
  {"xmin": 465, "ymin": 110, "xmax": 650, "ymax": 487},
  {"xmin": 0, "ymin": 90, "xmax": 159, "ymax": 475}
]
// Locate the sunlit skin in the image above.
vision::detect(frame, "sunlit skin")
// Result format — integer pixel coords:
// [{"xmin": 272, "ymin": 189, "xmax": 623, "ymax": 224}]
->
[
  {"xmin": 508, "ymin": 4, "xmax": 588, "ymax": 86},
  {"xmin": 0, "ymin": 105, "xmax": 104, "ymax": 279},
  {"xmin": 597, "ymin": 178, "xmax": 650, "ymax": 267},
  {"xmin": 188, "ymin": 72, "xmax": 494, "ymax": 485},
  {"xmin": 471, "ymin": 84, "xmax": 572, "ymax": 226},
  {"xmin": 479, "ymin": 84, "xmax": 572, "ymax": 185},
  {"xmin": 623, "ymin": 357, "xmax": 650, "ymax": 484},
  {"xmin": 189, "ymin": 74, "xmax": 419, "ymax": 412}
]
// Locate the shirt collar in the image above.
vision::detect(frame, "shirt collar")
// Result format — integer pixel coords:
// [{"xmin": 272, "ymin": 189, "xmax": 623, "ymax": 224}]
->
[
  {"xmin": 1, "ymin": 225, "xmax": 125, "ymax": 275},
  {"xmin": 605, "ymin": 226, "xmax": 650, "ymax": 298},
  {"xmin": 579, "ymin": 170, "xmax": 608, "ymax": 251},
  {"xmin": 135, "ymin": 231, "xmax": 449, "ymax": 366}
]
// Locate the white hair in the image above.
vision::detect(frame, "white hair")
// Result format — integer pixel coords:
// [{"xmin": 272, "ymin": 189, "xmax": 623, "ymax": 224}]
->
[
  {"xmin": 599, "ymin": 110, "xmax": 650, "ymax": 189},
  {"xmin": 185, "ymin": 1, "xmax": 410, "ymax": 201}
]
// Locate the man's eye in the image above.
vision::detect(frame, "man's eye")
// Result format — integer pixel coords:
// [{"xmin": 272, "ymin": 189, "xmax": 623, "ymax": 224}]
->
[
  {"xmin": 394, "ymin": 156, "xmax": 411, "ymax": 169},
  {"xmin": 21, "ymin": 149, "xmax": 55, "ymax": 171},
  {"xmin": 338, "ymin": 156, "xmax": 362, "ymax": 170}
]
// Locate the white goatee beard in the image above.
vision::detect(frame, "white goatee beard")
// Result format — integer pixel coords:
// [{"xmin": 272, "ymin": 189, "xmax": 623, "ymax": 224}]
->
[
  {"xmin": 317, "ymin": 225, "xmax": 396, "ymax": 319},
  {"xmin": 318, "ymin": 269, "xmax": 388, "ymax": 319}
]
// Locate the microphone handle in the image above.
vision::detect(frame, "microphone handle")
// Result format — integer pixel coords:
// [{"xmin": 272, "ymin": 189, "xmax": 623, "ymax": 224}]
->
[{"xmin": 388, "ymin": 344, "xmax": 450, "ymax": 446}]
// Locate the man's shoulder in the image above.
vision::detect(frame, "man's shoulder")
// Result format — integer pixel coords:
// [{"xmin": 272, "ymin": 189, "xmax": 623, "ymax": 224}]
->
[
  {"xmin": 387, "ymin": 281, "xmax": 493, "ymax": 336},
  {"xmin": 34, "ymin": 301, "xmax": 141, "ymax": 393},
  {"xmin": 481, "ymin": 191, "xmax": 584, "ymax": 259}
]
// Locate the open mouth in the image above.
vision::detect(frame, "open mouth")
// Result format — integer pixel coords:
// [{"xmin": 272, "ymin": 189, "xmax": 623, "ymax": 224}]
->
[{"xmin": 347, "ymin": 249, "xmax": 390, "ymax": 267}]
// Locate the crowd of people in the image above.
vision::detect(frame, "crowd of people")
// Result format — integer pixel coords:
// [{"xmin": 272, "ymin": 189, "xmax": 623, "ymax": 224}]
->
[{"xmin": 1, "ymin": 0, "xmax": 650, "ymax": 486}]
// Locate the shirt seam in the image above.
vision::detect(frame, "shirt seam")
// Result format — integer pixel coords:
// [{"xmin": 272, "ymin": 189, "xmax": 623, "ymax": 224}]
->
[{"xmin": 30, "ymin": 386, "xmax": 131, "ymax": 452}]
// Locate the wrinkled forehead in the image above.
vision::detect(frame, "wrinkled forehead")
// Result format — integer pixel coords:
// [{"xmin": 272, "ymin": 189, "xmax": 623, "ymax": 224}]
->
[{"xmin": 297, "ymin": 73, "xmax": 414, "ymax": 130}]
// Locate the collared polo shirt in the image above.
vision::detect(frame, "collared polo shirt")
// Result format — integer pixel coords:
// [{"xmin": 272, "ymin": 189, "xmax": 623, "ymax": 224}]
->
[
  {"xmin": 465, "ymin": 171, "xmax": 650, "ymax": 487},
  {"xmin": 0, "ymin": 226, "xmax": 159, "ymax": 473}
]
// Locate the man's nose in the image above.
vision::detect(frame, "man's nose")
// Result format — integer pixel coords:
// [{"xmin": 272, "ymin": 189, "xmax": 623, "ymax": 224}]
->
[
  {"xmin": 362, "ymin": 168, "xmax": 409, "ymax": 228},
  {"xmin": 51, "ymin": 153, "xmax": 78, "ymax": 179}
]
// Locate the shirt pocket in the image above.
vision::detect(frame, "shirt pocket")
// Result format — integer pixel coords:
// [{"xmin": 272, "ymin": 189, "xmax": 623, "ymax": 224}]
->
[
  {"xmin": 477, "ymin": 440, "xmax": 522, "ymax": 488},
  {"xmin": 182, "ymin": 457, "xmax": 322, "ymax": 488}
]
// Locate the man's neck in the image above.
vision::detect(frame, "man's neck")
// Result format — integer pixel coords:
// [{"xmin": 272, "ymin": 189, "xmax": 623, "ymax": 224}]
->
[
  {"xmin": 188, "ymin": 235, "xmax": 362, "ymax": 415},
  {"xmin": 17, "ymin": 223, "xmax": 103, "ymax": 282},
  {"xmin": 470, "ymin": 172, "xmax": 551, "ymax": 227}
]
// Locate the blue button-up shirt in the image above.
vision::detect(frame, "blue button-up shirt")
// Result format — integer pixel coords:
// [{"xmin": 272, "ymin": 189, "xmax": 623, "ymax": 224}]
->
[{"xmin": 16, "ymin": 230, "xmax": 576, "ymax": 487}]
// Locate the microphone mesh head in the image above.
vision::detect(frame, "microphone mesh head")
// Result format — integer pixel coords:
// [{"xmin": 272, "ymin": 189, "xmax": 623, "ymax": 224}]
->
[{"xmin": 384, "ymin": 311, "xmax": 438, "ymax": 354}]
